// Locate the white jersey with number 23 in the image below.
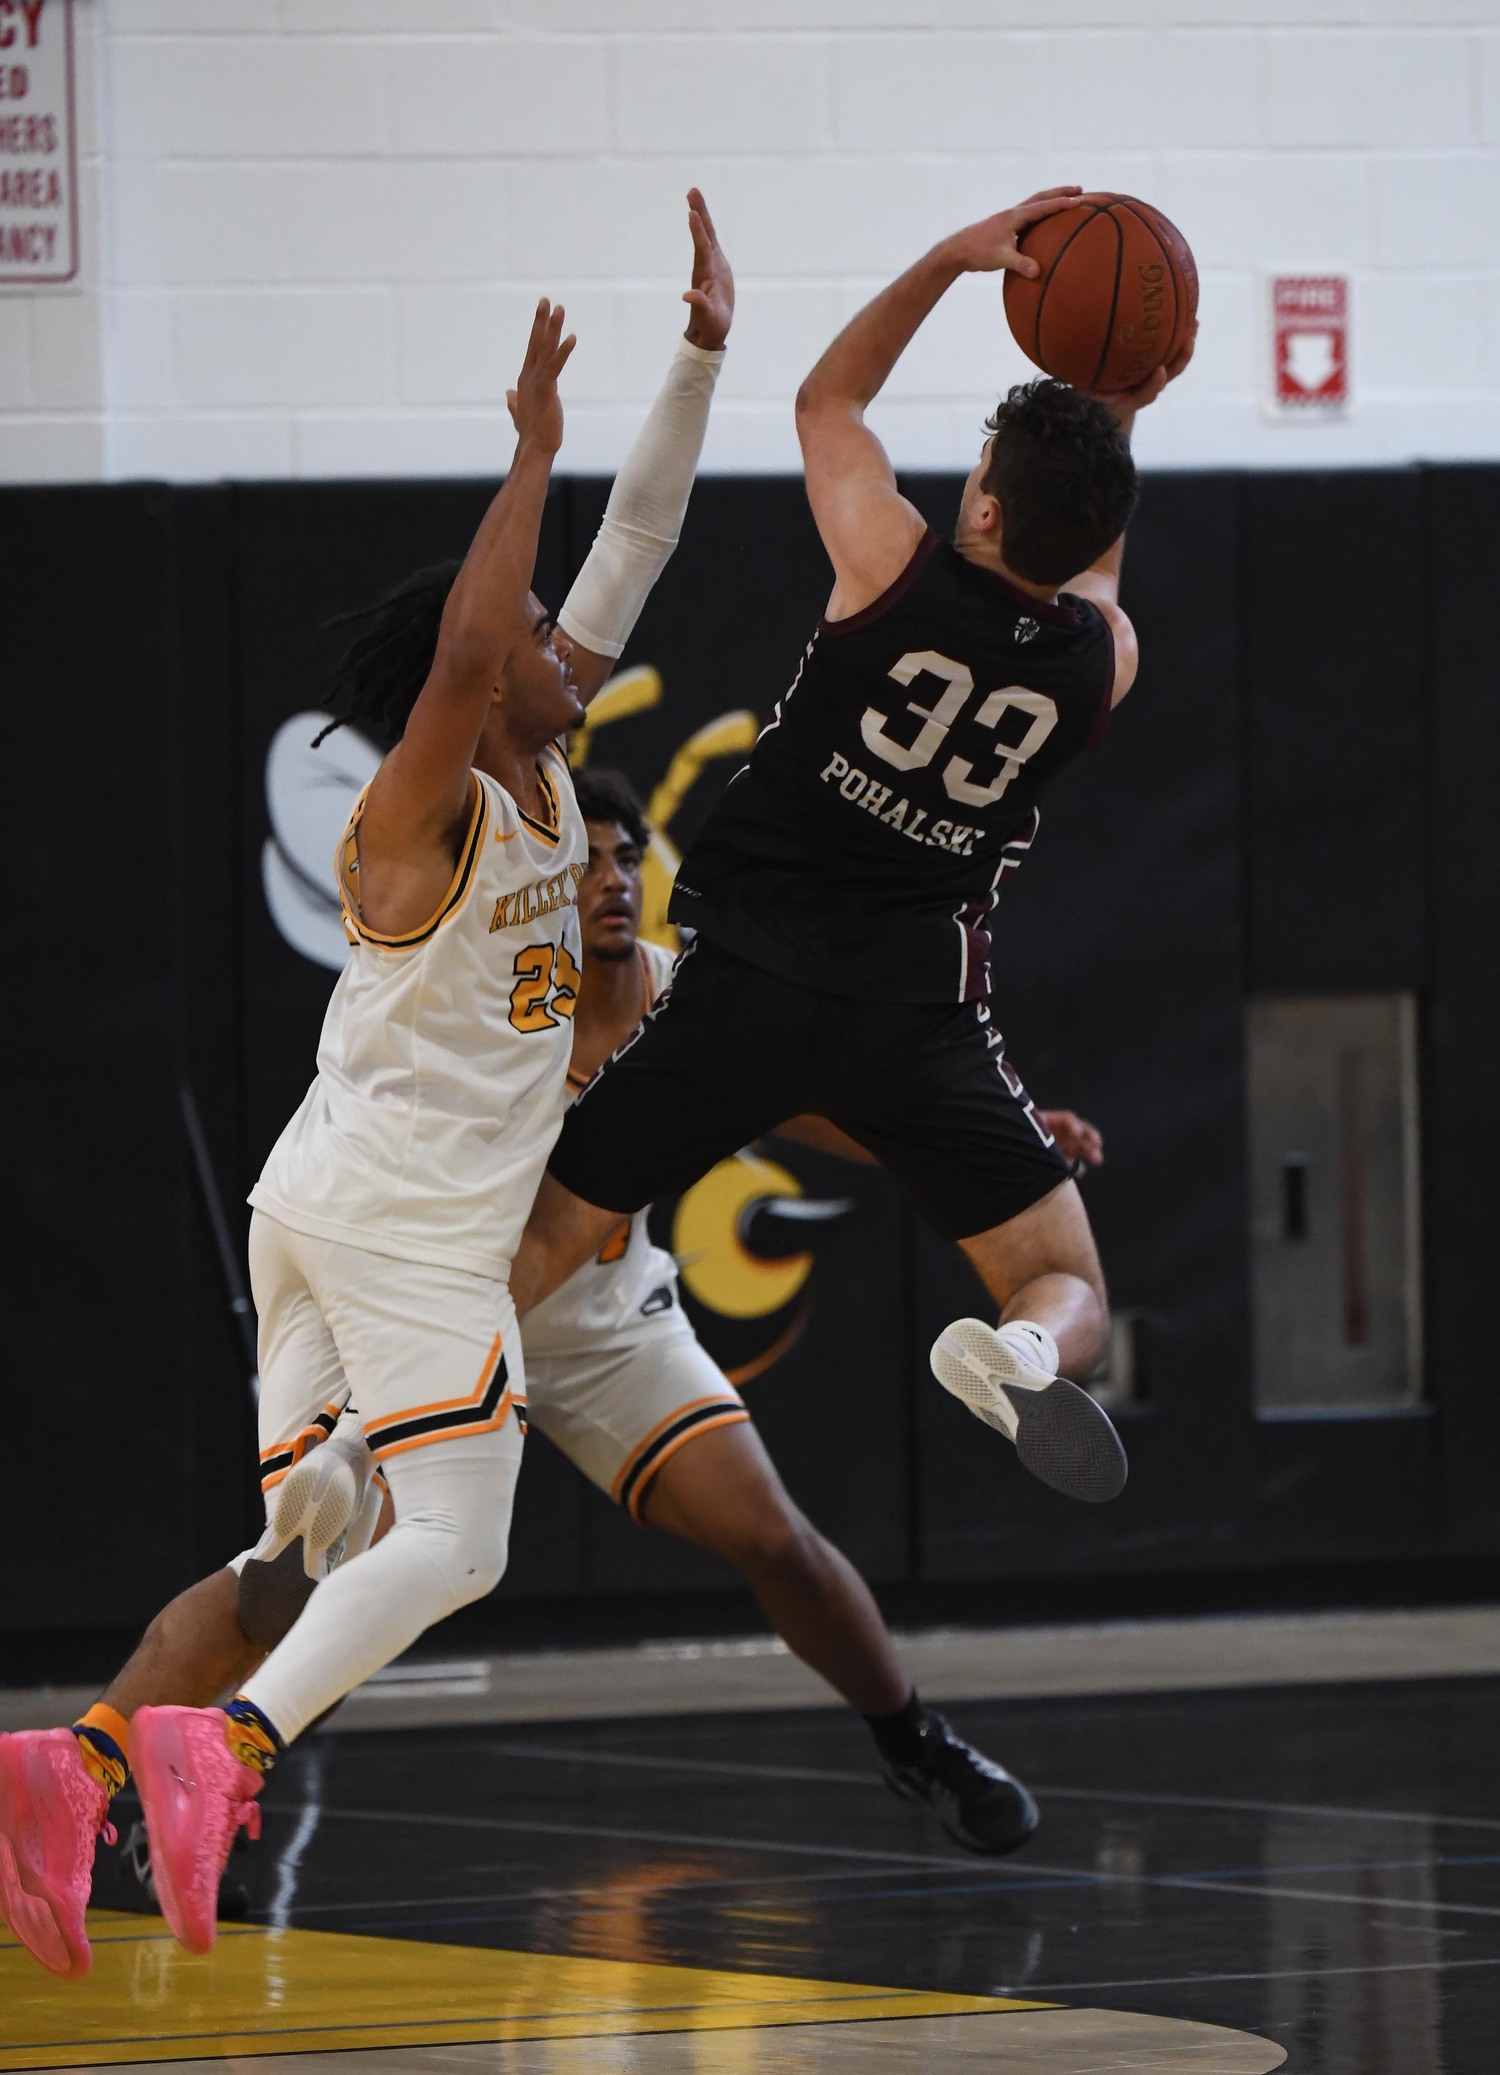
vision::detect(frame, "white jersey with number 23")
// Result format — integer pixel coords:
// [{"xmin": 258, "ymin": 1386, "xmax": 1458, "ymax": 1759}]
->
[{"xmin": 251, "ymin": 746, "xmax": 586, "ymax": 1284}]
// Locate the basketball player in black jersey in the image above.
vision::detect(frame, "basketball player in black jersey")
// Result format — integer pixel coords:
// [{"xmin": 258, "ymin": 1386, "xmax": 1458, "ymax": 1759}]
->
[{"xmin": 511, "ymin": 189, "xmax": 1194, "ymax": 1503}]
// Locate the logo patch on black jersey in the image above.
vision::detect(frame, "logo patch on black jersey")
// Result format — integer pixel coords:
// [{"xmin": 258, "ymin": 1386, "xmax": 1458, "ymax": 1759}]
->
[{"xmin": 1015, "ymin": 616, "xmax": 1040, "ymax": 646}]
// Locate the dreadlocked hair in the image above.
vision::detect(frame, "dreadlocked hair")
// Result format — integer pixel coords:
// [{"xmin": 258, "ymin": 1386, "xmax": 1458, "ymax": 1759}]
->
[
  {"xmin": 572, "ymin": 766, "xmax": 650, "ymax": 849},
  {"xmin": 312, "ymin": 560, "xmax": 462, "ymax": 752}
]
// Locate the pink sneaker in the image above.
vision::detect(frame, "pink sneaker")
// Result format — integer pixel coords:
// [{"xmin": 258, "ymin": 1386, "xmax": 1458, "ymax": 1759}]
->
[
  {"xmin": 132, "ymin": 1707, "xmax": 262, "ymax": 1956},
  {"xmin": 0, "ymin": 1728, "xmax": 116, "ymax": 1978}
]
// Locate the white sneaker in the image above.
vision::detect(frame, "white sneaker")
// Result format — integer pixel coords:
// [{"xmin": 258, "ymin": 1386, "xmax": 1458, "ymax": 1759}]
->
[
  {"xmin": 336, "ymin": 1467, "xmax": 386, "ymax": 1564},
  {"xmin": 930, "ymin": 1318, "xmax": 1128, "ymax": 1505},
  {"xmin": 267, "ymin": 1419, "xmax": 374, "ymax": 1580}
]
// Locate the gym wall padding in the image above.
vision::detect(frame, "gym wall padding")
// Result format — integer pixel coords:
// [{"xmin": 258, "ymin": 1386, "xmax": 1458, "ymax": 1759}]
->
[
  {"xmin": 1425, "ymin": 466, "xmax": 1500, "ymax": 1555},
  {"xmin": 3, "ymin": 463, "xmax": 1497, "ymax": 1648},
  {"xmin": 1243, "ymin": 472, "xmax": 1427, "ymax": 994},
  {"xmin": 1, "ymin": 487, "xmax": 231, "ymax": 1628}
]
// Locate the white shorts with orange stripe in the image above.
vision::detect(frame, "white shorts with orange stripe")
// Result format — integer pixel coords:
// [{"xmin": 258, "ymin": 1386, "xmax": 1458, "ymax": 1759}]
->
[
  {"xmin": 524, "ymin": 1292, "xmax": 746, "ymax": 1523},
  {"xmin": 248, "ymin": 1208, "xmax": 525, "ymax": 1508}
]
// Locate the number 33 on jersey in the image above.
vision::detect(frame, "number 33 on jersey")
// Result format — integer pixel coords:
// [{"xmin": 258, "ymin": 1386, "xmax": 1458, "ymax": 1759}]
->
[{"xmin": 671, "ymin": 530, "xmax": 1116, "ymax": 1005}]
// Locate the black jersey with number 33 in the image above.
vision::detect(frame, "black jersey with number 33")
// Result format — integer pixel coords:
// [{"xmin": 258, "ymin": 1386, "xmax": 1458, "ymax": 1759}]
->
[{"xmin": 669, "ymin": 530, "xmax": 1116, "ymax": 1003}]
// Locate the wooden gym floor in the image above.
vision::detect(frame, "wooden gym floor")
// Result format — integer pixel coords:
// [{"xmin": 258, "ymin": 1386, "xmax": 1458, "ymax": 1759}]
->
[
  {"xmin": 7, "ymin": 1661, "xmax": 1499, "ymax": 2072},
  {"xmin": 11, "ymin": 1668, "xmax": 1500, "ymax": 2075}
]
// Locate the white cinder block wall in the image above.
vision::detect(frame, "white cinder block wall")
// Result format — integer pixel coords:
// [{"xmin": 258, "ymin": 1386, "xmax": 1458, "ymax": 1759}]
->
[{"xmin": 3, "ymin": 0, "xmax": 1500, "ymax": 482}]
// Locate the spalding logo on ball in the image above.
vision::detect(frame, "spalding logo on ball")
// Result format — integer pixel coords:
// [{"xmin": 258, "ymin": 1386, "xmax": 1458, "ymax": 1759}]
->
[{"xmin": 1004, "ymin": 194, "xmax": 1198, "ymax": 394}]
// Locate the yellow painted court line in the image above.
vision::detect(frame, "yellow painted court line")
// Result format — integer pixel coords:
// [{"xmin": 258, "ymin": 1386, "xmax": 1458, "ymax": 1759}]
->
[{"xmin": 0, "ymin": 1913, "xmax": 1053, "ymax": 2068}]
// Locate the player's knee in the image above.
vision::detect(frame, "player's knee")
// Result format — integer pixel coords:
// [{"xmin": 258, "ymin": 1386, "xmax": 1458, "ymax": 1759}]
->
[
  {"xmin": 725, "ymin": 1505, "xmax": 829, "ymax": 1591},
  {"xmin": 400, "ymin": 1499, "xmax": 509, "ymax": 1612}
]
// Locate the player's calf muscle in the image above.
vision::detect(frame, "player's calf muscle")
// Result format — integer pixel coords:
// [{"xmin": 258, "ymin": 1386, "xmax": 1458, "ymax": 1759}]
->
[{"xmin": 101, "ymin": 1569, "xmax": 262, "ymax": 1718}]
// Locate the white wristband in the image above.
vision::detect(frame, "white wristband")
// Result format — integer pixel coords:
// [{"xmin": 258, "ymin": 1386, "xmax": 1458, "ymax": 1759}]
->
[{"xmin": 557, "ymin": 339, "xmax": 725, "ymax": 660}]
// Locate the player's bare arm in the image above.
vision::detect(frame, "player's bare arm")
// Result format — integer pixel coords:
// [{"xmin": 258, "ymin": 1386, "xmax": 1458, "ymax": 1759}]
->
[
  {"xmin": 1068, "ymin": 327, "xmax": 1198, "ymax": 706},
  {"xmin": 795, "ymin": 189, "xmax": 1086, "ymax": 620},
  {"xmin": 354, "ymin": 300, "xmax": 575, "ymax": 936},
  {"xmin": 560, "ymin": 188, "xmax": 733, "ymax": 705}
]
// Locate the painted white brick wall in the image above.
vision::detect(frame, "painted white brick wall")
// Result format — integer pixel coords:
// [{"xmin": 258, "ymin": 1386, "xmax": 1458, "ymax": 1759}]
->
[
  {"xmin": 0, "ymin": 2, "xmax": 105, "ymax": 476},
  {"xmin": 5, "ymin": 0, "xmax": 1500, "ymax": 482}
]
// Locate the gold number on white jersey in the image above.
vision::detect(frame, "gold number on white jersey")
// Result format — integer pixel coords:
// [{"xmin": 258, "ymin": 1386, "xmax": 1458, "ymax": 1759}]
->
[{"xmin": 509, "ymin": 941, "xmax": 582, "ymax": 1033}]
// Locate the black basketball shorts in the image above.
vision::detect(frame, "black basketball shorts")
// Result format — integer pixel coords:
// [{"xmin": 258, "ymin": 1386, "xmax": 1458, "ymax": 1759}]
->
[{"xmin": 547, "ymin": 936, "xmax": 1072, "ymax": 1244}]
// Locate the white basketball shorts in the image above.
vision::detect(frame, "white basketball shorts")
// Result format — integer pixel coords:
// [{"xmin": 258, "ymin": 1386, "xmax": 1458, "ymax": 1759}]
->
[
  {"xmin": 247, "ymin": 1208, "xmax": 525, "ymax": 1513},
  {"xmin": 525, "ymin": 1298, "xmax": 746, "ymax": 1521}
]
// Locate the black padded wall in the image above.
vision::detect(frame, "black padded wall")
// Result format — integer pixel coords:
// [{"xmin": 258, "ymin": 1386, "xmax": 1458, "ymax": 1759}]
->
[
  {"xmin": 1242, "ymin": 472, "xmax": 1439, "ymax": 1563},
  {"xmin": 1425, "ymin": 467, "xmax": 1500, "ymax": 1553},
  {"xmin": 5, "ymin": 463, "xmax": 1498, "ymax": 1645},
  {"xmin": 1, "ymin": 489, "xmax": 200, "ymax": 1628},
  {"xmin": 1243, "ymin": 471, "xmax": 1427, "ymax": 992}
]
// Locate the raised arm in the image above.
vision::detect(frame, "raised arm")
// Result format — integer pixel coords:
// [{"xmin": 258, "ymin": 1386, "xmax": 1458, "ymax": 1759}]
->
[
  {"xmin": 1068, "ymin": 329, "xmax": 1197, "ymax": 708},
  {"xmin": 559, "ymin": 188, "xmax": 734, "ymax": 705},
  {"xmin": 354, "ymin": 299, "xmax": 574, "ymax": 930},
  {"xmin": 795, "ymin": 190, "xmax": 1083, "ymax": 621}
]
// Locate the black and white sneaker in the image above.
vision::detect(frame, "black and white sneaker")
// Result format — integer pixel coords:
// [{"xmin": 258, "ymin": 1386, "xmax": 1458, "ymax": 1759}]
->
[
  {"xmin": 881, "ymin": 1712, "xmax": 1039, "ymax": 1856},
  {"xmin": 930, "ymin": 1316, "xmax": 1127, "ymax": 1505}
]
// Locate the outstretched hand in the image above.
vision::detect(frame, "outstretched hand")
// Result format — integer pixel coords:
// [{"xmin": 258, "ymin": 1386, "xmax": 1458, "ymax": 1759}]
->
[
  {"xmin": 940, "ymin": 188, "xmax": 1092, "ymax": 277},
  {"xmin": 682, "ymin": 186, "xmax": 734, "ymax": 351},
  {"xmin": 506, "ymin": 298, "xmax": 576, "ymax": 454}
]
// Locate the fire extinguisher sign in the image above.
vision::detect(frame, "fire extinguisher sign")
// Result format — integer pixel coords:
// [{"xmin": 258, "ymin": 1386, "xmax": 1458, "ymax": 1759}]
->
[{"xmin": 1267, "ymin": 275, "xmax": 1350, "ymax": 419}]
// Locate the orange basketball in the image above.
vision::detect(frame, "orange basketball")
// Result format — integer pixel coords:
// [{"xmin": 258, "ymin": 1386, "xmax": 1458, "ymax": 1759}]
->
[{"xmin": 1003, "ymin": 195, "xmax": 1198, "ymax": 393}]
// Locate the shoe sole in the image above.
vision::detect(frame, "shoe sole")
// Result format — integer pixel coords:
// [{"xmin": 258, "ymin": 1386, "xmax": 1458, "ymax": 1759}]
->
[
  {"xmin": 1013, "ymin": 1375, "xmax": 1128, "ymax": 1505},
  {"xmin": 0, "ymin": 1833, "xmax": 83, "ymax": 1977},
  {"xmin": 881, "ymin": 1772, "xmax": 1040, "ymax": 1858},
  {"xmin": 271, "ymin": 1450, "xmax": 358, "ymax": 1579},
  {"xmin": 932, "ymin": 1322, "xmax": 1127, "ymax": 1505}
]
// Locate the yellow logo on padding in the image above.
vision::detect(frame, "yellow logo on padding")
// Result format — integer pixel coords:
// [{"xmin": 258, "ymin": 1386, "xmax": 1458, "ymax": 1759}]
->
[{"xmin": 673, "ymin": 1151, "xmax": 812, "ymax": 1321}]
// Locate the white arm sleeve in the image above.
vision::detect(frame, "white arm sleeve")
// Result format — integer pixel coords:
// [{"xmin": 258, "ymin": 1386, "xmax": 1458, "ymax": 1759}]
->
[{"xmin": 557, "ymin": 338, "xmax": 725, "ymax": 661}]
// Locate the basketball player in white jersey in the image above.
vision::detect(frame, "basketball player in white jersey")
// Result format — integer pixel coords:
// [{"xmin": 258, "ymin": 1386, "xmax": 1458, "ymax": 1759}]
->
[
  {"xmin": 256, "ymin": 768, "xmax": 1102, "ymax": 1857},
  {"xmin": 67, "ymin": 767, "xmax": 1102, "ymax": 1932},
  {"xmin": 0, "ymin": 194, "xmax": 736, "ymax": 1977}
]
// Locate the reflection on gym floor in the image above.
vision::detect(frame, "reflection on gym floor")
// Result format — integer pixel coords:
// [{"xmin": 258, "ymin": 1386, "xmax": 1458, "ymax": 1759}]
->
[{"xmin": 10, "ymin": 1674, "xmax": 1500, "ymax": 2072}]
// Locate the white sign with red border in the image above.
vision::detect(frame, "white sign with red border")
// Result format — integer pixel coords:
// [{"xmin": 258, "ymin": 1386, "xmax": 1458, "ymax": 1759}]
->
[
  {"xmin": 1266, "ymin": 274, "xmax": 1350, "ymax": 419},
  {"xmin": 0, "ymin": 0, "xmax": 78, "ymax": 289}
]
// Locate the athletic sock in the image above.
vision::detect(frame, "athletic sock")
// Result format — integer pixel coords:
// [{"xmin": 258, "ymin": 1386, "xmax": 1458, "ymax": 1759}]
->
[
  {"xmin": 70, "ymin": 1702, "xmax": 131, "ymax": 1798},
  {"xmin": 223, "ymin": 1695, "xmax": 285, "ymax": 1776},
  {"xmin": 999, "ymin": 1319, "xmax": 1059, "ymax": 1376},
  {"xmin": 864, "ymin": 1687, "xmax": 928, "ymax": 1769}
]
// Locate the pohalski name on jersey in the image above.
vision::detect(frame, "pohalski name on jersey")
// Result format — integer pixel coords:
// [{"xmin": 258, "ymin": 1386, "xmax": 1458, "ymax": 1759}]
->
[
  {"xmin": 819, "ymin": 752, "xmax": 985, "ymax": 858},
  {"xmin": 490, "ymin": 862, "xmax": 586, "ymax": 935}
]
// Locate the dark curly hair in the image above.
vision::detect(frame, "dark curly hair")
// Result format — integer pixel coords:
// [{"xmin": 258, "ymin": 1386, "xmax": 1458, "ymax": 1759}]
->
[
  {"xmin": 312, "ymin": 560, "xmax": 460, "ymax": 751},
  {"xmin": 573, "ymin": 766, "xmax": 650, "ymax": 849},
  {"xmin": 980, "ymin": 379, "xmax": 1138, "ymax": 587}
]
